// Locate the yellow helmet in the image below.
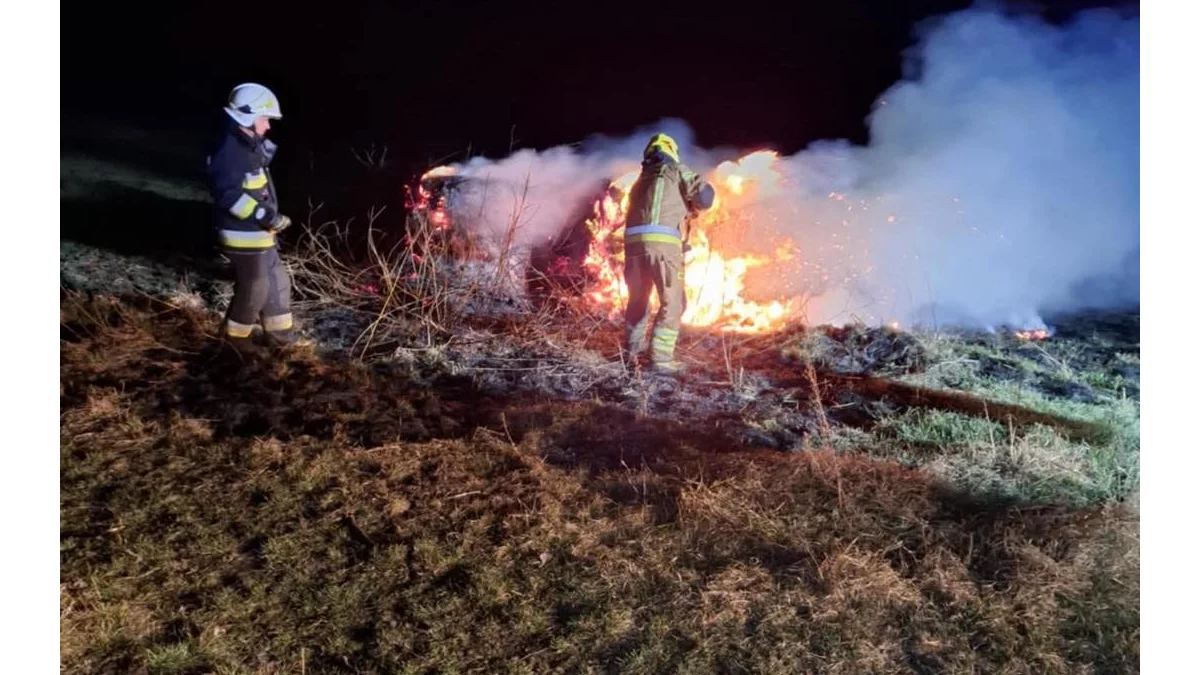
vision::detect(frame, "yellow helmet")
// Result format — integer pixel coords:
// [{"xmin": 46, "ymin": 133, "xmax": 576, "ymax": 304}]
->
[{"xmin": 644, "ymin": 133, "xmax": 680, "ymax": 163}]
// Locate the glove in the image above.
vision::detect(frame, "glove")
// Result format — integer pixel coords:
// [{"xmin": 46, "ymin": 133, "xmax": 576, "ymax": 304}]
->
[{"xmin": 268, "ymin": 213, "xmax": 292, "ymax": 234}]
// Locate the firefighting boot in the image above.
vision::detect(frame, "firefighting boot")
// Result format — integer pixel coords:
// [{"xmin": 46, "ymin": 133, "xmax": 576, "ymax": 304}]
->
[
  {"xmin": 651, "ymin": 359, "xmax": 688, "ymax": 376},
  {"xmin": 648, "ymin": 324, "xmax": 686, "ymax": 375},
  {"xmin": 622, "ymin": 324, "xmax": 650, "ymax": 369},
  {"xmin": 221, "ymin": 318, "xmax": 265, "ymax": 358},
  {"xmin": 220, "ymin": 334, "xmax": 265, "ymax": 361},
  {"xmin": 649, "ymin": 326, "xmax": 679, "ymax": 359},
  {"xmin": 263, "ymin": 327, "xmax": 297, "ymax": 347},
  {"xmin": 268, "ymin": 332, "xmax": 316, "ymax": 353}
]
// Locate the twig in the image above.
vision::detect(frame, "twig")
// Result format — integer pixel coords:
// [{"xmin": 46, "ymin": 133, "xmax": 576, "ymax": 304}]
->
[{"xmin": 500, "ymin": 412, "xmax": 518, "ymax": 449}]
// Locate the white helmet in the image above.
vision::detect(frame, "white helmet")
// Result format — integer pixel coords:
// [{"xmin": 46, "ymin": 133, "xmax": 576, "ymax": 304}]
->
[{"xmin": 224, "ymin": 83, "xmax": 282, "ymax": 127}]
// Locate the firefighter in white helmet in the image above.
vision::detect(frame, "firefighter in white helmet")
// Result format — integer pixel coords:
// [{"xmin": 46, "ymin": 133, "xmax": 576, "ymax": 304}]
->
[{"xmin": 204, "ymin": 83, "xmax": 298, "ymax": 351}]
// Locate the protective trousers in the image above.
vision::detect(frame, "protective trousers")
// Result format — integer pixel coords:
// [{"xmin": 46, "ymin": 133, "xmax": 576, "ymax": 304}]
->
[
  {"xmin": 223, "ymin": 246, "xmax": 296, "ymax": 345},
  {"xmin": 623, "ymin": 243, "xmax": 685, "ymax": 364}
]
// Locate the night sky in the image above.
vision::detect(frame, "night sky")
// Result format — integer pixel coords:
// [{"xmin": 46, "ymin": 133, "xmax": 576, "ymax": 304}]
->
[{"xmin": 63, "ymin": 0, "xmax": 1122, "ymax": 171}]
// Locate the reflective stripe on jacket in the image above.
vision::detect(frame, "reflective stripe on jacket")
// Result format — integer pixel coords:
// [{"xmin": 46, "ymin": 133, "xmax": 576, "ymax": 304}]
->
[
  {"xmin": 623, "ymin": 157, "xmax": 710, "ymax": 247},
  {"xmin": 205, "ymin": 120, "xmax": 281, "ymax": 251},
  {"xmin": 625, "ymin": 224, "xmax": 684, "ymax": 246}
]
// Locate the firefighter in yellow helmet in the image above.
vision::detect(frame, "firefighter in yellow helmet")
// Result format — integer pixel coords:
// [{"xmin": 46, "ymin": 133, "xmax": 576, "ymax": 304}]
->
[{"xmin": 621, "ymin": 133, "xmax": 716, "ymax": 374}]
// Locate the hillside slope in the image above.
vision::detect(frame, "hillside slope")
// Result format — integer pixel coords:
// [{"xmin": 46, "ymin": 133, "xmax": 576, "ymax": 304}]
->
[
  {"xmin": 61, "ymin": 138, "xmax": 1139, "ymax": 674},
  {"xmin": 61, "ymin": 294, "xmax": 1138, "ymax": 674}
]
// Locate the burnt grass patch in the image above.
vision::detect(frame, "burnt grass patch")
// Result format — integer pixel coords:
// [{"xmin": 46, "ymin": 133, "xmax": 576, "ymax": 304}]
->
[{"xmin": 60, "ymin": 293, "xmax": 1139, "ymax": 674}]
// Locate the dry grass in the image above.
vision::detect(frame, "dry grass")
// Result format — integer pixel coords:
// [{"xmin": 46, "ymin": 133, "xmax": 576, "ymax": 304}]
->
[
  {"xmin": 288, "ymin": 205, "xmax": 462, "ymax": 354},
  {"xmin": 286, "ymin": 193, "xmax": 588, "ymax": 364},
  {"xmin": 60, "ymin": 295, "xmax": 1139, "ymax": 674}
]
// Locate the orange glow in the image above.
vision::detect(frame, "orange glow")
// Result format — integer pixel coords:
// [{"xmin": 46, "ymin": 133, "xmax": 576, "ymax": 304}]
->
[
  {"xmin": 583, "ymin": 150, "xmax": 798, "ymax": 333},
  {"xmin": 414, "ymin": 166, "xmax": 455, "ymax": 231},
  {"xmin": 421, "ymin": 166, "xmax": 456, "ymax": 180}
]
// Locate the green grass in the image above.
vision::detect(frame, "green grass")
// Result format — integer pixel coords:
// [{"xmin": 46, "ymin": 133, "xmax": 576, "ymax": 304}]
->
[
  {"xmin": 854, "ymin": 329, "xmax": 1143, "ymax": 507},
  {"xmin": 145, "ymin": 643, "xmax": 209, "ymax": 675},
  {"xmin": 59, "ymin": 296, "xmax": 1140, "ymax": 674}
]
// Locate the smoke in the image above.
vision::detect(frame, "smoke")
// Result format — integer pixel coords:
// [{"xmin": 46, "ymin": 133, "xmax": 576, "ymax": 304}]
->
[
  {"xmin": 829, "ymin": 4, "xmax": 1141, "ymax": 328},
  {"xmin": 440, "ymin": 4, "xmax": 1139, "ymax": 329}
]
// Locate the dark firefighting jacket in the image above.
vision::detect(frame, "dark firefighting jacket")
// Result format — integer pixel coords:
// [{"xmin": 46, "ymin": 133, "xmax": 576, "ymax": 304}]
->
[
  {"xmin": 205, "ymin": 120, "xmax": 282, "ymax": 251},
  {"xmin": 623, "ymin": 155, "xmax": 712, "ymax": 248}
]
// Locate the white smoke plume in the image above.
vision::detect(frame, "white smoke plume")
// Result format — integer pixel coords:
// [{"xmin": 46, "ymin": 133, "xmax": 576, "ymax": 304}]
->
[
  {"xmin": 441, "ymin": 118, "xmax": 715, "ymax": 255},
  {"xmin": 440, "ymin": 4, "xmax": 1139, "ymax": 330}
]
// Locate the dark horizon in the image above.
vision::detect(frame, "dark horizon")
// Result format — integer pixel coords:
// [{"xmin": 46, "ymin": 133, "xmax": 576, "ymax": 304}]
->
[{"xmin": 62, "ymin": 0, "xmax": 1133, "ymax": 169}]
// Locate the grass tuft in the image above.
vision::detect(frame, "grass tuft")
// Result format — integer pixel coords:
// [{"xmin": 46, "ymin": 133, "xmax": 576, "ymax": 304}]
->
[{"xmin": 60, "ymin": 283, "xmax": 1139, "ymax": 674}]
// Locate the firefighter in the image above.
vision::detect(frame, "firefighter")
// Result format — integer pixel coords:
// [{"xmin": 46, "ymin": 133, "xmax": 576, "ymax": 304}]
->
[
  {"xmin": 204, "ymin": 82, "xmax": 298, "ymax": 351},
  {"xmin": 621, "ymin": 133, "xmax": 716, "ymax": 374}
]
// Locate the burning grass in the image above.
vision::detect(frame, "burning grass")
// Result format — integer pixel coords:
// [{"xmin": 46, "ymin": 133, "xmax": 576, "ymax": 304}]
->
[
  {"xmin": 60, "ymin": 295, "xmax": 1138, "ymax": 674},
  {"xmin": 298, "ymin": 167, "xmax": 1142, "ymax": 510},
  {"xmin": 62, "ymin": 194, "xmax": 1141, "ymax": 512},
  {"xmin": 96, "ymin": 191, "xmax": 1132, "ymax": 513},
  {"xmin": 61, "ymin": 125, "xmax": 1141, "ymax": 674},
  {"xmin": 579, "ymin": 151, "xmax": 799, "ymax": 334}
]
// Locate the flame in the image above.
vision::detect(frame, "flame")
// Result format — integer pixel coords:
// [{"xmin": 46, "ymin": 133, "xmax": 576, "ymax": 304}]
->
[
  {"xmin": 583, "ymin": 150, "xmax": 797, "ymax": 333},
  {"xmin": 414, "ymin": 152, "xmax": 819, "ymax": 333},
  {"xmin": 421, "ymin": 165, "xmax": 457, "ymax": 180},
  {"xmin": 1014, "ymin": 329, "xmax": 1051, "ymax": 341},
  {"xmin": 413, "ymin": 166, "xmax": 455, "ymax": 231}
]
